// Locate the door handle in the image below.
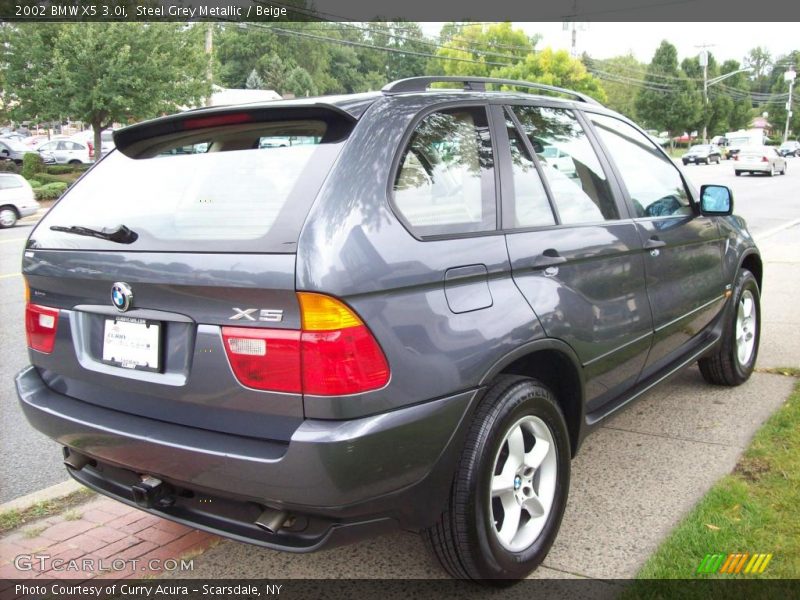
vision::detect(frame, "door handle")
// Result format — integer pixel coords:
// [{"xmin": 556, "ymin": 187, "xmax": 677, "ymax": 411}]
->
[
  {"xmin": 532, "ymin": 249, "xmax": 568, "ymax": 268},
  {"xmin": 644, "ymin": 237, "xmax": 667, "ymax": 249}
]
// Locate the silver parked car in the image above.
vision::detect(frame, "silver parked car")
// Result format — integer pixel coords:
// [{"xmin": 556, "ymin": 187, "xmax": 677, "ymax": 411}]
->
[
  {"xmin": 0, "ymin": 173, "xmax": 39, "ymax": 228},
  {"xmin": 36, "ymin": 139, "xmax": 92, "ymax": 165},
  {"xmin": 734, "ymin": 146, "xmax": 787, "ymax": 176},
  {"xmin": 0, "ymin": 139, "xmax": 34, "ymax": 164}
]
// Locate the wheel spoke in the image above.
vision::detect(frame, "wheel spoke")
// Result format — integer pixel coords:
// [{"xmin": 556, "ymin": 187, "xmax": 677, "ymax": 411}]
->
[
  {"xmin": 497, "ymin": 493, "xmax": 521, "ymax": 546},
  {"xmin": 522, "ymin": 493, "xmax": 546, "ymax": 519},
  {"xmin": 742, "ymin": 296, "xmax": 753, "ymax": 319},
  {"xmin": 524, "ymin": 438, "xmax": 550, "ymax": 471},
  {"xmin": 506, "ymin": 426, "xmax": 525, "ymax": 468},
  {"xmin": 492, "ymin": 474, "xmax": 514, "ymax": 495}
]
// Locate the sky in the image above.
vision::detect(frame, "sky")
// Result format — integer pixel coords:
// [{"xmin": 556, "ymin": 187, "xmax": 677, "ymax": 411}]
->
[{"xmin": 419, "ymin": 22, "xmax": 798, "ymax": 67}]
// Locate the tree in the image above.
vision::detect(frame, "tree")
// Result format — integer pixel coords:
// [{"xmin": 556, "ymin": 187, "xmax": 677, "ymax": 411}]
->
[
  {"xmin": 635, "ymin": 41, "xmax": 702, "ymax": 142},
  {"xmin": 720, "ymin": 59, "xmax": 754, "ymax": 132},
  {"xmin": 766, "ymin": 51, "xmax": 800, "ymax": 140},
  {"xmin": 586, "ymin": 53, "xmax": 644, "ymax": 119},
  {"xmin": 245, "ymin": 68, "xmax": 265, "ymax": 90},
  {"xmin": 284, "ymin": 66, "xmax": 317, "ymax": 97},
  {"xmin": 433, "ymin": 22, "xmax": 536, "ymax": 77},
  {"xmin": 494, "ymin": 48, "xmax": 607, "ymax": 103},
  {"xmin": 744, "ymin": 46, "xmax": 772, "ymax": 93},
  {"xmin": 3, "ymin": 23, "xmax": 210, "ymax": 160}
]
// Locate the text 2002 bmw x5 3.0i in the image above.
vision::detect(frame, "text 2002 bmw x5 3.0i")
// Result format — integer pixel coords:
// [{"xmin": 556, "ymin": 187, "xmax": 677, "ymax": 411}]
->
[{"xmin": 16, "ymin": 77, "xmax": 762, "ymax": 582}]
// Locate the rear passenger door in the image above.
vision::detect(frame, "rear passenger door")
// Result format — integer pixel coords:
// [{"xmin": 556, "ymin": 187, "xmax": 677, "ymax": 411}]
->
[
  {"xmin": 585, "ymin": 112, "xmax": 726, "ymax": 376},
  {"xmin": 498, "ymin": 104, "xmax": 653, "ymax": 412}
]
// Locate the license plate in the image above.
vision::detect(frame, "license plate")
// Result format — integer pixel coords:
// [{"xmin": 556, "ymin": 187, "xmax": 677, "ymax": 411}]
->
[{"xmin": 102, "ymin": 317, "xmax": 161, "ymax": 372}]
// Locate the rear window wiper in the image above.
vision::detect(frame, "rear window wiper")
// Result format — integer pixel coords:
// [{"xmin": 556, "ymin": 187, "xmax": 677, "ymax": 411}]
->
[{"xmin": 49, "ymin": 224, "xmax": 138, "ymax": 244}]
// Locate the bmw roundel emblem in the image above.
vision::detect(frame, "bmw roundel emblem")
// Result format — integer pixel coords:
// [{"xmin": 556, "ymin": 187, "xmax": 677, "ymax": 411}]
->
[{"xmin": 111, "ymin": 282, "xmax": 134, "ymax": 312}]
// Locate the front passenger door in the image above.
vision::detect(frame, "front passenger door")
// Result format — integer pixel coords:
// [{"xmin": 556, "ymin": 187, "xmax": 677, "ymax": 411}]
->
[{"xmin": 586, "ymin": 113, "xmax": 727, "ymax": 376}]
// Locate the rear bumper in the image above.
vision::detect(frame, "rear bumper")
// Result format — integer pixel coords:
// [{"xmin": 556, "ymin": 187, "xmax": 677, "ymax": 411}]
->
[
  {"xmin": 736, "ymin": 162, "xmax": 772, "ymax": 172},
  {"xmin": 16, "ymin": 365, "xmax": 477, "ymax": 550},
  {"xmin": 18, "ymin": 205, "xmax": 38, "ymax": 218}
]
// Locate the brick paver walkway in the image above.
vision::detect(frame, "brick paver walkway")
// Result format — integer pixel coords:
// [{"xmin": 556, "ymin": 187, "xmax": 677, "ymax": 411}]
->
[{"xmin": 0, "ymin": 495, "xmax": 218, "ymax": 581}]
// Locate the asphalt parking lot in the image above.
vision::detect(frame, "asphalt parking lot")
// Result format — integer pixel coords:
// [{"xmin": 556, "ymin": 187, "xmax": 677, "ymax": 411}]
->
[{"xmin": 1, "ymin": 157, "xmax": 799, "ymax": 578}]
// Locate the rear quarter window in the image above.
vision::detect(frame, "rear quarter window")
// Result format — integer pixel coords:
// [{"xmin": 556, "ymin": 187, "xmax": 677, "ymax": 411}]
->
[{"xmin": 30, "ymin": 118, "xmax": 351, "ymax": 253}]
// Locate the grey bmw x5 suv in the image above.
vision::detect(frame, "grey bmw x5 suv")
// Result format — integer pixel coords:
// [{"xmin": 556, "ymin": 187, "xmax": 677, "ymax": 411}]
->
[{"xmin": 17, "ymin": 77, "xmax": 761, "ymax": 581}]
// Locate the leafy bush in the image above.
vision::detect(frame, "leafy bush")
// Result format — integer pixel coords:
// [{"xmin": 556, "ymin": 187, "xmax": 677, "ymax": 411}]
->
[
  {"xmin": 31, "ymin": 173, "xmax": 66, "ymax": 185},
  {"xmin": 34, "ymin": 182, "xmax": 68, "ymax": 201},
  {"xmin": 45, "ymin": 165, "xmax": 78, "ymax": 175},
  {"xmin": 27, "ymin": 180, "xmax": 42, "ymax": 189},
  {"xmin": 0, "ymin": 160, "xmax": 19, "ymax": 173},
  {"xmin": 21, "ymin": 153, "xmax": 44, "ymax": 179}
]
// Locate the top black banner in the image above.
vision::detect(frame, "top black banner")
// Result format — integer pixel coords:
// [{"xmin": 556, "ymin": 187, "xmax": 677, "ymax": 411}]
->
[{"xmin": 3, "ymin": 0, "xmax": 800, "ymax": 22}]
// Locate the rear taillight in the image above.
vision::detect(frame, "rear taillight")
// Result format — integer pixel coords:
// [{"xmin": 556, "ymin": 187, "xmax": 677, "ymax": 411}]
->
[
  {"xmin": 87, "ymin": 141, "xmax": 94, "ymax": 158},
  {"xmin": 25, "ymin": 303, "xmax": 60, "ymax": 353},
  {"xmin": 762, "ymin": 156, "xmax": 769, "ymax": 162},
  {"xmin": 222, "ymin": 293, "xmax": 390, "ymax": 396},
  {"xmin": 733, "ymin": 154, "xmax": 738, "ymax": 161},
  {"xmin": 221, "ymin": 327, "xmax": 301, "ymax": 393}
]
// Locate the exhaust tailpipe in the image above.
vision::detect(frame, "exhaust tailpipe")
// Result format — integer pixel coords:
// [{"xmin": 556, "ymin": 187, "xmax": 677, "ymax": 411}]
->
[
  {"xmin": 255, "ymin": 508, "xmax": 290, "ymax": 534},
  {"xmin": 63, "ymin": 450, "xmax": 91, "ymax": 471}
]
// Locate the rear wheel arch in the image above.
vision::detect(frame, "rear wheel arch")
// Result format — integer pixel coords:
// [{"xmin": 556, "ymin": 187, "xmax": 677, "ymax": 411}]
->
[{"xmin": 481, "ymin": 341, "xmax": 585, "ymax": 458}]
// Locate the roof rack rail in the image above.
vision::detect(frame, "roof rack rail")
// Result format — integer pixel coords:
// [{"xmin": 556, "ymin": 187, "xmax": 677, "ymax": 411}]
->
[{"xmin": 381, "ymin": 76, "xmax": 602, "ymax": 105}]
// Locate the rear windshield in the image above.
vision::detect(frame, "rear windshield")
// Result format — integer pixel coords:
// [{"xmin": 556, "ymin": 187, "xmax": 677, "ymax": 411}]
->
[{"xmin": 30, "ymin": 118, "xmax": 349, "ymax": 253}]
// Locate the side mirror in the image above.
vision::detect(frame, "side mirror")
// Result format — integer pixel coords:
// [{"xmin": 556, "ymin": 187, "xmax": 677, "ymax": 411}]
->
[{"xmin": 699, "ymin": 184, "xmax": 733, "ymax": 216}]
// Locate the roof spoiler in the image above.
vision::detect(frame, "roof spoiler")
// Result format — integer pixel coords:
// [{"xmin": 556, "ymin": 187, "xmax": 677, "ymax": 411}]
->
[{"xmin": 113, "ymin": 104, "xmax": 356, "ymax": 157}]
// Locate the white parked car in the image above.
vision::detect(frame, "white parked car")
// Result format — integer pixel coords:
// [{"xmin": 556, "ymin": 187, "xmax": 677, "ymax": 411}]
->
[
  {"xmin": 0, "ymin": 173, "xmax": 39, "ymax": 228},
  {"xmin": 71, "ymin": 129, "xmax": 116, "ymax": 156},
  {"xmin": 37, "ymin": 139, "xmax": 92, "ymax": 165},
  {"xmin": 734, "ymin": 146, "xmax": 788, "ymax": 176}
]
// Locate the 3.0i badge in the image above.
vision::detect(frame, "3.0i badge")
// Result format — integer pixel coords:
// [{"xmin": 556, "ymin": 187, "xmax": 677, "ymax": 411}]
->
[{"xmin": 111, "ymin": 282, "xmax": 134, "ymax": 312}]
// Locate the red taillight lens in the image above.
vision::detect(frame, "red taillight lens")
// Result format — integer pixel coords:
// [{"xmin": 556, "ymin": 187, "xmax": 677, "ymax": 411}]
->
[
  {"xmin": 87, "ymin": 141, "xmax": 94, "ymax": 158},
  {"xmin": 733, "ymin": 154, "xmax": 738, "ymax": 161},
  {"xmin": 221, "ymin": 293, "xmax": 390, "ymax": 395},
  {"xmin": 301, "ymin": 326, "xmax": 390, "ymax": 395},
  {"xmin": 762, "ymin": 156, "xmax": 769, "ymax": 162},
  {"xmin": 25, "ymin": 303, "xmax": 59, "ymax": 353},
  {"xmin": 221, "ymin": 327, "xmax": 301, "ymax": 393}
]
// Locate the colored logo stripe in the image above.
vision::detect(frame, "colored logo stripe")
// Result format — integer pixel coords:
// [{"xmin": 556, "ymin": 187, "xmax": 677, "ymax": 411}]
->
[{"xmin": 697, "ymin": 553, "xmax": 773, "ymax": 575}]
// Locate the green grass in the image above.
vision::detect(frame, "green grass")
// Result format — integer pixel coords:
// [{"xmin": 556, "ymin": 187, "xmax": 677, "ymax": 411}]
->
[
  {"xmin": 0, "ymin": 488, "xmax": 94, "ymax": 534},
  {"xmin": 631, "ymin": 374, "xmax": 800, "ymax": 583}
]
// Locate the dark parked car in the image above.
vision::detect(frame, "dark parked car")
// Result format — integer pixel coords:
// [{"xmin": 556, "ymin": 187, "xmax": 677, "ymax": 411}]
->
[
  {"xmin": 682, "ymin": 144, "xmax": 722, "ymax": 165},
  {"xmin": 778, "ymin": 140, "xmax": 800, "ymax": 157},
  {"xmin": 17, "ymin": 77, "xmax": 762, "ymax": 582}
]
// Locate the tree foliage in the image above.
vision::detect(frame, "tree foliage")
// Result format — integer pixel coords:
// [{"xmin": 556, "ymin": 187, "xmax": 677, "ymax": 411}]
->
[
  {"xmin": 3, "ymin": 23, "xmax": 210, "ymax": 158},
  {"xmin": 635, "ymin": 41, "xmax": 702, "ymax": 139}
]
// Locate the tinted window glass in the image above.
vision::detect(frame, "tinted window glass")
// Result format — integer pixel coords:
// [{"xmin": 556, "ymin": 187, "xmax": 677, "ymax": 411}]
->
[
  {"xmin": 31, "ymin": 119, "xmax": 349, "ymax": 253},
  {"xmin": 512, "ymin": 106, "xmax": 618, "ymax": 224},
  {"xmin": 590, "ymin": 113, "xmax": 691, "ymax": 218},
  {"xmin": 394, "ymin": 107, "xmax": 495, "ymax": 236},
  {"xmin": 504, "ymin": 114, "xmax": 555, "ymax": 228}
]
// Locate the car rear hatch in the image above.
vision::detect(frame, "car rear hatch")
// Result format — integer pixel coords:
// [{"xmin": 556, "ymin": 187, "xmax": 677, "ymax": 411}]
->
[{"xmin": 23, "ymin": 104, "xmax": 358, "ymax": 442}]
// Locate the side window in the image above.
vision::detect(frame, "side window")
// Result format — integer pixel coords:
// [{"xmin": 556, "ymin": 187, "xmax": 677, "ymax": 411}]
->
[
  {"xmin": 393, "ymin": 107, "xmax": 496, "ymax": 236},
  {"xmin": 589, "ymin": 113, "xmax": 691, "ymax": 218},
  {"xmin": 504, "ymin": 113, "xmax": 555, "ymax": 228},
  {"xmin": 512, "ymin": 106, "xmax": 618, "ymax": 224},
  {"xmin": 0, "ymin": 177, "xmax": 23, "ymax": 190}
]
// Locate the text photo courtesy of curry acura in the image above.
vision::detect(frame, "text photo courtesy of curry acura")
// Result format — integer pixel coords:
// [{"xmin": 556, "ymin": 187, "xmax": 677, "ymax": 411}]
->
[{"xmin": 16, "ymin": 77, "xmax": 762, "ymax": 582}]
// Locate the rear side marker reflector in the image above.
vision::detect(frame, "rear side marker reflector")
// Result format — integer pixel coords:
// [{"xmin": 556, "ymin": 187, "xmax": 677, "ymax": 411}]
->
[
  {"xmin": 25, "ymin": 303, "xmax": 60, "ymax": 354},
  {"xmin": 222, "ymin": 293, "xmax": 390, "ymax": 396}
]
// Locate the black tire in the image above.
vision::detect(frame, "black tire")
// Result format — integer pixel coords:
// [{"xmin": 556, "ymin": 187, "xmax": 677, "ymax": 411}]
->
[
  {"xmin": 0, "ymin": 205, "xmax": 19, "ymax": 229},
  {"xmin": 68, "ymin": 159, "xmax": 81, "ymax": 165},
  {"xmin": 423, "ymin": 375, "xmax": 570, "ymax": 582},
  {"xmin": 735, "ymin": 171, "xmax": 741, "ymax": 176},
  {"xmin": 682, "ymin": 160, "xmax": 689, "ymax": 166},
  {"xmin": 699, "ymin": 269, "xmax": 760, "ymax": 386}
]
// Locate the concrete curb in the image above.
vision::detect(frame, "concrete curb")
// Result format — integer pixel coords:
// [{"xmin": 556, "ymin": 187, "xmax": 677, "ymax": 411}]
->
[{"xmin": 0, "ymin": 479, "xmax": 82, "ymax": 514}]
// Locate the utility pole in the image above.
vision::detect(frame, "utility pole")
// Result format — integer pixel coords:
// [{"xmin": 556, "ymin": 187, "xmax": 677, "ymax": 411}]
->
[
  {"xmin": 205, "ymin": 23, "xmax": 214, "ymax": 107},
  {"xmin": 784, "ymin": 66, "xmax": 796, "ymax": 142},
  {"xmin": 696, "ymin": 44, "xmax": 715, "ymax": 143}
]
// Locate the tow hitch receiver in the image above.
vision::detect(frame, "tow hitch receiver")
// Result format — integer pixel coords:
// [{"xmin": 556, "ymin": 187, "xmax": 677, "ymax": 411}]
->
[{"xmin": 131, "ymin": 475, "xmax": 174, "ymax": 509}]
